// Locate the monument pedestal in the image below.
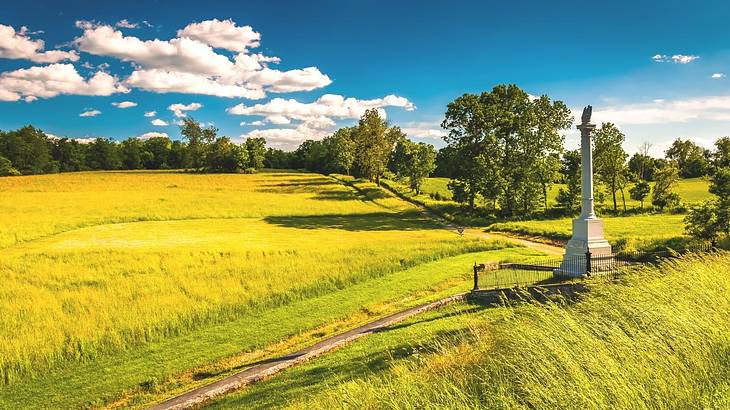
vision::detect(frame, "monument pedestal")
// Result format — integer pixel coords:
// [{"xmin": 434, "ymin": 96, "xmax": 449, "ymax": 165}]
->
[{"xmin": 555, "ymin": 217, "xmax": 612, "ymax": 277}]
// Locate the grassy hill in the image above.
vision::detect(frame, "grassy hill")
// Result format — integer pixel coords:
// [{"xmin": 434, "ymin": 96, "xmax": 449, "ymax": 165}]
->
[
  {"xmin": 0, "ymin": 170, "xmax": 540, "ymax": 408},
  {"xmin": 208, "ymin": 252, "xmax": 730, "ymax": 409}
]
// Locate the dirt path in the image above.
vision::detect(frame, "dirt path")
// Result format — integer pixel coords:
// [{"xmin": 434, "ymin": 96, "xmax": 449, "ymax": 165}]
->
[{"xmin": 146, "ymin": 294, "xmax": 466, "ymax": 410}]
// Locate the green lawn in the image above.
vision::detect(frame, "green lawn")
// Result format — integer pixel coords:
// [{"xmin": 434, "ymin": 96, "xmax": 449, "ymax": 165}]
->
[{"xmin": 207, "ymin": 252, "xmax": 730, "ymax": 409}]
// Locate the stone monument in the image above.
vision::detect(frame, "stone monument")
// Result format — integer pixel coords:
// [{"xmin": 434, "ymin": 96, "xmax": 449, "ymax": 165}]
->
[{"xmin": 555, "ymin": 105, "xmax": 611, "ymax": 276}]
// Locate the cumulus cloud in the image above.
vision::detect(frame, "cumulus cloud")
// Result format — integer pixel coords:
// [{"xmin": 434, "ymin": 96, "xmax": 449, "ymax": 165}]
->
[
  {"xmin": 0, "ymin": 63, "xmax": 128, "ymax": 101},
  {"xmin": 227, "ymin": 93, "xmax": 415, "ymax": 122},
  {"xmin": 575, "ymin": 95, "xmax": 730, "ymax": 125},
  {"xmin": 0, "ymin": 24, "xmax": 79, "ymax": 63},
  {"xmin": 652, "ymin": 54, "xmax": 699, "ymax": 64},
  {"xmin": 151, "ymin": 118, "xmax": 169, "ymax": 126},
  {"xmin": 126, "ymin": 68, "xmax": 265, "ymax": 98},
  {"xmin": 71, "ymin": 20, "xmax": 331, "ymax": 98},
  {"xmin": 168, "ymin": 102, "xmax": 202, "ymax": 117},
  {"xmin": 231, "ymin": 93, "xmax": 416, "ymax": 148},
  {"xmin": 112, "ymin": 100, "xmax": 137, "ymax": 108},
  {"xmin": 79, "ymin": 109, "xmax": 101, "ymax": 117},
  {"xmin": 176, "ymin": 19, "xmax": 260, "ymax": 52},
  {"xmin": 144, "ymin": 110, "xmax": 156, "ymax": 117},
  {"xmin": 712, "ymin": 73, "xmax": 726, "ymax": 79},
  {"xmin": 138, "ymin": 131, "xmax": 169, "ymax": 140}
]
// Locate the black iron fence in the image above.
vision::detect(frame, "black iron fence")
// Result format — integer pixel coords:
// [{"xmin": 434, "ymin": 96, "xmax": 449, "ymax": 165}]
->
[{"xmin": 472, "ymin": 242, "xmax": 716, "ymax": 291}]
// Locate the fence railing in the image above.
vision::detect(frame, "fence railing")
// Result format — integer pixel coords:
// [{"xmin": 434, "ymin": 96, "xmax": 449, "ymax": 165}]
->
[{"xmin": 472, "ymin": 243, "xmax": 716, "ymax": 291}]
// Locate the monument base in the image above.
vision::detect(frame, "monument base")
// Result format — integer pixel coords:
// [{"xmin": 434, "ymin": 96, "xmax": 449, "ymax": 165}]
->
[{"xmin": 554, "ymin": 217, "xmax": 612, "ymax": 277}]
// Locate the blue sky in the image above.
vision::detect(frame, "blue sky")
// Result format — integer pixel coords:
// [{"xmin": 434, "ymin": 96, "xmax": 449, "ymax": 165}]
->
[{"xmin": 1, "ymin": 0, "xmax": 730, "ymax": 154}]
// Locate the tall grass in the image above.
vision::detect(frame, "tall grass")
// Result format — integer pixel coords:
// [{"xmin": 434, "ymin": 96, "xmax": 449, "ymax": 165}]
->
[
  {"xmin": 297, "ymin": 252, "xmax": 730, "ymax": 409},
  {"xmin": 0, "ymin": 171, "xmax": 493, "ymax": 384}
]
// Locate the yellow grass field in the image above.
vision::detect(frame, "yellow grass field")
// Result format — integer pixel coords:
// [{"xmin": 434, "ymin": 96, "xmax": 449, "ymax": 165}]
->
[{"xmin": 0, "ymin": 171, "xmax": 491, "ymax": 384}]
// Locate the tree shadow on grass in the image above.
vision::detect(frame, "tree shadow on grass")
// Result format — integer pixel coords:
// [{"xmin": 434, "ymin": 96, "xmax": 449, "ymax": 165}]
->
[{"xmin": 264, "ymin": 211, "xmax": 442, "ymax": 231}]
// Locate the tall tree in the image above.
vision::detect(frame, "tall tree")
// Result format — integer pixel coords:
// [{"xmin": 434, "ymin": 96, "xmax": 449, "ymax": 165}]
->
[
  {"xmin": 120, "ymin": 138, "xmax": 144, "ymax": 170},
  {"xmin": 206, "ymin": 137, "xmax": 248, "ymax": 172},
  {"xmin": 331, "ymin": 127, "xmax": 355, "ymax": 175},
  {"xmin": 651, "ymin": 163, "xmax": 681, "ymax": 211},
  {"xmin": 52, "ymin": 138, "xmax": 87, "ymax": 172},
  {"xmin": 353, "ymin": 109, "xmax": 401, "ymax": 185},
  {"xmin": 391, "ymin": 139, "xmax": 436, "ymax": 194},
  {"xmin": 593, "ymin": 123, "xmax": 628, "ymax": 211},
  {"xmin": 629, "ymin": 180, "xmax": 651, "ymax": 209},
  {"xmin": 85, "ymin": 138, "xmax": 121, "ymax": 170},
  {"xmin": 665, "ymin": 138, "xmax": 710, "ymax": 178},
  {"xmin": 142, "ymin": 137, "xmax": 172, "ymax": 169},
  {"xmin": 0, "ymin": 126, "xmax": 53, "ymax": 174},
  {"xmin": 244, "ymin": 137, "xmax": 266, "ymax": 169},
  {"xmin": 555, "ymin": 149, "xmax": 582, "ymax": 213},
  {"xmin": 180, "ymin": 117, "xmax": 216, "ymax": 171}
]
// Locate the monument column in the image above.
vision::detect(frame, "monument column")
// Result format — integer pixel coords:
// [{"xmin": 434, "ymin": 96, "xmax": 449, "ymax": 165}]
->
[{"xmin": 555, "ymin": 105, "xmax": 611, "ymax": 277}]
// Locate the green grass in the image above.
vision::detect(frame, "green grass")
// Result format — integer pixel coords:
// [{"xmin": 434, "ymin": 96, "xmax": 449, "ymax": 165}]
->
[
  {"xmin": 208, "ymin": 252, "xmax": 730, "ymax": 409},
  {"xmin": 487, "ymin": 213, "xmax": 692, "ymax": 251},
  {"xmin": 0, "ymin": 170, "xmax": 548, "ymax": 408}
]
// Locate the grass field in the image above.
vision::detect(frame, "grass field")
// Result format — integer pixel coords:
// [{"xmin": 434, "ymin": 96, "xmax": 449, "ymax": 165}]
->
[
  {"xmin": 488, "ymin": 213, "xmax": 690, "ymax": 251},
  {"xmin": 387, "ymin": 176, "xmax": 711, "ymax": 218},
  {"xmin": 0, "ymin": 170, "xmax": 542, "ymax": 408},
  {"xmin": 208, "ymin": 252, "xmax": 730, "ymax": 409}
]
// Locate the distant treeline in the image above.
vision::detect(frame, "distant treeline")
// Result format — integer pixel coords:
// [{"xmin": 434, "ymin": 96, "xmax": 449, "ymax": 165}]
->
[{"xmin": 0, "ymin": 118, "xmax": 266, "ymax": 176}]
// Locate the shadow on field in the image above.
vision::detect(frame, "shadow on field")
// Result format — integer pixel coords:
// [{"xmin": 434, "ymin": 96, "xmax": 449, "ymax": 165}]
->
[
  {"xmin": 264, "ymin": 211, "xmax": 441, "ymax": 231},
  {"xmin": 255, "ymin": 178, "xmax": 337, "ymax": 194}
]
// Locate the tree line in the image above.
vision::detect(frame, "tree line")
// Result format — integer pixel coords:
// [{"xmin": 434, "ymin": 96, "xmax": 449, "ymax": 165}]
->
[{"xmin": 0, "ymin": 118, "xmax": 266, "ymax": 176}]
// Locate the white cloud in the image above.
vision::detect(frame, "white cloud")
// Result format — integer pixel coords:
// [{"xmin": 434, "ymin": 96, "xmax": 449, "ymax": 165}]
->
[
  {"xmin": 151, "ymin": 118, "xmax": 169, "ymax": 126},
  {"xmin": 168, "ymin": 102, "xmax": 202, "ymax": 117},
  {"xmin": 0, "ymin": 63, "xmax": 128, "ymax": 101},
  {"xmin": 126, "ymin": 68, "xmax": 265, "ymax": 99},
  {"xmin": 0, "ymin": 24, "xmax": 79, "ymax": 63},
  {"xmin": 652, "ymin": 53, "xmax": 699, "ymax": 64},
  {"xmin": 240, "ymin": 120, "xmax": 265, "ymax": 126},
  {"xmin": 238, "ymin": 123, "xmax": 330, "ymax": 148},
  {"xmin": 74, "ymin": 23, "xmax": 235, "ymax": 75},
  {"xmin": 72, "ymin": 20, "xmax": 331, "ymax": 98},
  {"xmin": 266, "ymin": 115, "xmax": 291, "ymax": 125},
  {"xmin": 79, "ymin": 109, "xmax": 101, "ymax": 117},
  {"xmin": 138, "ymin": 131, "xmax": 169, "ymax": 140},
  {"xmin": 227, "ymin": 93, "xmax": 415, "ymax": 122},
  {"xmin": 144, "ymin": 110, "xmax": 156, "ymax": 117},
  {"xmin": 574, "ymin": 95, "xmax": 730, "ymax": 125},
  {"xmin": 712, "ymin": 73, "xmax": 726, "ymax": 79},
  {"xmin": 115, "ymin": 19, "xmax": 138, "ymax": 29},
  {"xmin": 177, "ymin": 19, "xmax": 260, "ymax": 52},
  {"xmin": 112, "ymin": 100, "xmax": 137, "ymax": 108}
]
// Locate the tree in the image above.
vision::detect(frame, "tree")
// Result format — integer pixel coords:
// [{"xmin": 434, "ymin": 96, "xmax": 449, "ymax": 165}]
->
[
  {"xmin": 142, "ymin": 137, "xmax": 172, "ymax": 169},
  {"xmin": 556, "ymin": 150, "xmax": 581, "ymax": 213},
  {"xmin": 85, "ymin": 138, "xmax": 121, "ymax": 170},
  {"xmin": 593, "ymin": 123, "xmax": 628, "ymax": 211},
  {"xmin": 206, "ymin": 137, "xmax": 248, "ymax": 172},
  {"xmin": 168, "ymin": 140, "xmax": 189, "ymax": 169},
  {"xmin": 244, "ymin": 137, "xmax": 266, "ymax": 170},
  {"xmin": 120, "ymin": 138, "xmax": 144, "ymax": 170},
  {"xmin": 441, "ymin": 85, "xmax": 570, "ymax": 215},
  {"xmin": 712, "ymin": 137, "xmax": 730, "ymax": 170},
  {"xmin": 0, "ymin": 155, "xmax": 20, "ymax": 176},
  {"xmin": 391, "ymin": 139, "xmax": 436, "ymax": 194},
  {"xmin": 651, "ymin": 163, "xmax": 681, "ymax": 211},
  {"xmin": 52, "ymin": 138, "xmax": 87, "ymax": 172},
  {"xmin": 665, "ymin": 138, "xmax": 710, "ymax": 178},
  {"xmin": 331, "ymin": 127, "xmax": 355, "ymax": 175},
  {"xmin": 628, "ymin": 152, "xmax": 656, "ymax": 181},
  {"xmin": 264, "ymin": 148, "xmax": 293, "ymax": 169},
  {"xmin": 433, "ymin": 145, "xmax": 458, "ymax": 178},
  {"xmin": 685, "ymin": 166, "xmax": 730, "ymax": 243},
  {"xmin": 353, "ymin": 109, "xmax": 401, "ymax": 185},
  {"xmin": 180, "ymin": 117, "xmax": 216, "ymax": 171},
  {"xmin": 629, "ymin": 180, "xmax": 651, "ymax": 209},
  {"xmin": 0, "ymin": 126, "xmax": 53, "ymax": 174}
]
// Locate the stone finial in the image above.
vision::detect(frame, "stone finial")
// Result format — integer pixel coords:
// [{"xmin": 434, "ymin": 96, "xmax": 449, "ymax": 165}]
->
[{"xmin": 581, "ymin": 105, "xmax": 592, "ymax": 124}]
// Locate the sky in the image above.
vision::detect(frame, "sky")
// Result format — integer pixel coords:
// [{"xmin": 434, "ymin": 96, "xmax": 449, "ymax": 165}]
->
[{"xmin": 2, "ymin": 0, "xmax": 730, "ymax": 154}]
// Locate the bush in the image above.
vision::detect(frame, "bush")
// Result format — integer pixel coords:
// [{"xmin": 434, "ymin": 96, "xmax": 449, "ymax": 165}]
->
[{"xmin": 0, "ymin": 156, "xmax": 20, "ymax": 176}]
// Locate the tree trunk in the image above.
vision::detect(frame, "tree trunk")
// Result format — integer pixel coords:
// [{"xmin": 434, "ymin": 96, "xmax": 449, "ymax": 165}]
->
[
  {"xmin": 469, "ymin": 191, "xmax": 475, "ymax": 212},
  {"xmin": 620, "ymin": 187, "xmax": 626, "ymax": 212},
  {"xmin": 612, "ymin": 179, "xmax": 618, "ymax": 211},
  {"xmin": 542, "ymin": 183, "xmax": 548, "ymax": 211}
]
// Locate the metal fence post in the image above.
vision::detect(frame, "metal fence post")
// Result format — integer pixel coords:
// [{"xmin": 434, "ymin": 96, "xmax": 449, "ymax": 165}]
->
[
  {"xmin": 585, "ymin": 250, "xmax": 592, "ymax": 276},
  {"xmin": 473, "ymin": 262, "xmax": 479, "ymax": 291}
]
